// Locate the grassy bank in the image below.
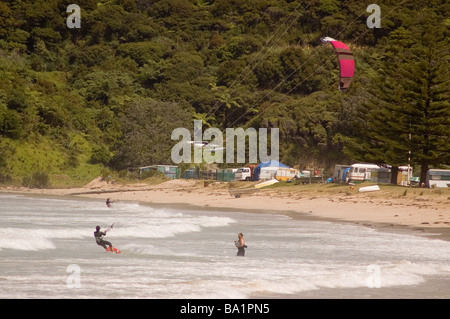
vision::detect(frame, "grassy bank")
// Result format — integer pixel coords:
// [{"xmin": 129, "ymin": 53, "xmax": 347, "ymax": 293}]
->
[
  {"xmin": 227, "ymin": 179, "xmax": 450, "ymax": 201},
  {"xmin": 0, "ymin": 136, "xmax": 104, "ymax": 188}
]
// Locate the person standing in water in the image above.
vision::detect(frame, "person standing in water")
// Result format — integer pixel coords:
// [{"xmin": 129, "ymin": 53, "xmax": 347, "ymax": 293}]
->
[
  {"xmin": 235, "ymin": 233, "xmax": 246, "ymax": 256},
  {"xmin": 94, "ymin": 225, "xmax": 113, "ymax": 251}
]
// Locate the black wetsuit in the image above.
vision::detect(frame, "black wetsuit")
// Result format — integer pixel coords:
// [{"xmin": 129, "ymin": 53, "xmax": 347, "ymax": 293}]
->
[
  {"xmin": 94, "ymin": 230, "xmax": 112, "ymax": 250},
  {"xmin": 235, "ymin": 240, "xmax": 246, "ymax": 256},
  {"xmin": 237, "ymin": 246, "xmax": 245, "ymax": 256}
]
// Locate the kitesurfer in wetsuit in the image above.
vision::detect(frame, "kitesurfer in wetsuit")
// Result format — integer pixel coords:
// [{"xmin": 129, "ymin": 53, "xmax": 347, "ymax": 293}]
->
[
  {"xmin": 94, "ymin": 226, "xmax": 113, "ymax": 250},
  {"xmin": 235, "ymin": 233, "xmax": 246, "ymax": 257}
]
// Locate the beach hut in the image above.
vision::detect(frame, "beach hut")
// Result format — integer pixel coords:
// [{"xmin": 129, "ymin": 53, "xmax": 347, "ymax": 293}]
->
[{"xmin": 396, "ymin": 166, "xmax": 413, "ymax": 186}]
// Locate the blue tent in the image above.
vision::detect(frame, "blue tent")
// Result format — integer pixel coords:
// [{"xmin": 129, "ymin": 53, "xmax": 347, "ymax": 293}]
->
[
  {"xmin": 342, "ymin": 167, "xmax": 350, "ymax": 181},
  {"xmin": 252, "ymin": 160, "xmax": 289, "ymax": 181}
]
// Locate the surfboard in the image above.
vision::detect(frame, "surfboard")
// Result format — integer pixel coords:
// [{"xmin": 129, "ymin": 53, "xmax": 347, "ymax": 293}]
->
[
  {"xmin": 358, "ymin": 185, "xmax": 380, "ymax": 193},
  {"xmin": 106, "ymin": 246, "xmax": 121, "ymax": 254}
]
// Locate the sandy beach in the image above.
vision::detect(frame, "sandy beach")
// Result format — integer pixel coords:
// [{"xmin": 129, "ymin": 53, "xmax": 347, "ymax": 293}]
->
[{"xmin": 2, "ymin": 177, "xmax": 449, "ymax": 241}]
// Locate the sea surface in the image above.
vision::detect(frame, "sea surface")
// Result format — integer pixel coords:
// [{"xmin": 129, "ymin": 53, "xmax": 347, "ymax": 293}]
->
[{"xmin": 0, "ymin": 193, "xmax": 449, "ymax": 299}]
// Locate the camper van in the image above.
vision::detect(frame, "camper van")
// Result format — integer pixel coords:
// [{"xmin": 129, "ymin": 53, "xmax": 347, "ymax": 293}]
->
[
  {"xmin": 427, "ymin": 169, "xmax": 450, "ymax": 188},
  {"xmin": 346, "ymin": 163, "xmax": 387, "ymax": 183},
  {"xmin": 338, "ymin": 163, "xmax": 412, "ymax": 184}
]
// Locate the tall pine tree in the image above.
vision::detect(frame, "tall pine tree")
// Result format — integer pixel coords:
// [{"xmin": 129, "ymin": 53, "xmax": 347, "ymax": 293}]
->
[
  {"xmin": 344, "ymin": 10, "xmax": 449, "ymax": 184},
  {"xmin": 400, "ymin": 11, "xmax": 449, "ymax": 183}
]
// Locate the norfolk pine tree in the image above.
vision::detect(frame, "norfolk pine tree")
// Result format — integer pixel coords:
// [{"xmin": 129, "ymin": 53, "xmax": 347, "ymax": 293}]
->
[
  {"xmin": 344, "ymin": 11, "xmax": 449, "ymax": 185},
  {"xmin": 401, "ymin": 12, "xmax": 449, "ymax": 184}
]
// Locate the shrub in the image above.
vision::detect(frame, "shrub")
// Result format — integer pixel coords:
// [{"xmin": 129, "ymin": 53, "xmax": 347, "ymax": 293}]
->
[{"xmin": 22, "ymin": 171, "xmax": 50, "ymax": 188}]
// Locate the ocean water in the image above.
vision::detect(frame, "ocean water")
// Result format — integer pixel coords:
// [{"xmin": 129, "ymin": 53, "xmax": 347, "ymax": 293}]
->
[{"xmin": 0, "ymin": 193, "xmax": 449, "ymax": 299}]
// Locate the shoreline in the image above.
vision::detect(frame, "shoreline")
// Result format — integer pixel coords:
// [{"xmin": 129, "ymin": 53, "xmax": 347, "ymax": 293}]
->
[{"xmin": 1, "ymin": 178, "xmax": 449, "ymax": 241}]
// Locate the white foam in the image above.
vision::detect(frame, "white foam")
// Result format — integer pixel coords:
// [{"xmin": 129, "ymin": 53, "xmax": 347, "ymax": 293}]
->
[
  {"xmin": 0, "ymin": 194, "xmax": 25, "ymax": 199},
  {"xmin": 253, "ymin": 260, "xmax": 450, "ymax": 296},
  {"xmin": 0, "ymin": 227, "xmax": 87, "ymax": 251},
  {"xmin": 108, "ymin": 212, "xmax": 236, "ymax": 239},
  {"xmin": 113, "ymin": 223, "xmax": 202, "ymax": 239},
  {"xmin": 0, "ymin": 237, "xmax": 55, "ymax": 251},
  {"xmin": 0, "ymin": 229, "xmax": 56, "ymax": 251}
]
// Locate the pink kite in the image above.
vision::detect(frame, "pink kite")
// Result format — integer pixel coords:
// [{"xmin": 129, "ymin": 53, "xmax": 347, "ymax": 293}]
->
[{"xmin": 321, "ymin": 37, "xmax": 355, "ymax": 92}]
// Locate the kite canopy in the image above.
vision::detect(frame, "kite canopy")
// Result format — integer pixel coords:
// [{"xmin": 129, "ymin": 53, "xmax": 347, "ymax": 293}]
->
[{"xmin": 321, "ymin": 37, "xmax": 354, "ymax": 92}]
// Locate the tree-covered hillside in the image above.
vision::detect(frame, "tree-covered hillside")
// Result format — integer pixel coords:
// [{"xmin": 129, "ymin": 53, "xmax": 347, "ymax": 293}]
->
[{"xmin": 0, "ymin": 0, "xmax": 448, "ymax": 186}]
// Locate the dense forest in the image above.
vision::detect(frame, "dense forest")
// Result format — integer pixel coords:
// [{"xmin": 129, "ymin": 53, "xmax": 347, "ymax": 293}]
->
[{"xmin": 0, "ymin": 0, "xmax": 448, "ymax": 187}]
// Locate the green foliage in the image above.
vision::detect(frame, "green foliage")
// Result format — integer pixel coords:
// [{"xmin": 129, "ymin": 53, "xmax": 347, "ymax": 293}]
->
[
  {"xmin": 116, "ymin": 42, "xmax": 169, "ymax": 66},
  {"xmin": 90, "ymin": 144, "xmax": 113, "ymax": 165},
  {"xmin": 22, "ymin": 171, "xmax": 50, "ymax": 189},
  {"xmin": 110, "ymin": 98, "xmax": 193, "ymax": 169},
  {"xmin": 0, "ymin": 0, "xmax": 448, "ymax": 186},
  {"xmin": 0, "ymin": 106, "xmax": 21, "ymax": 138}
]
